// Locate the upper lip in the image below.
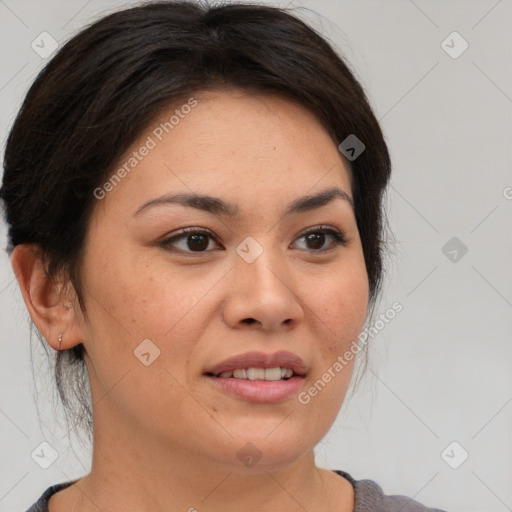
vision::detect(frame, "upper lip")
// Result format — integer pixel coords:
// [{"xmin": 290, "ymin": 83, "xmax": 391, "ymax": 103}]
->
[{"xmin": 205, "ymin": 351, "xmax": 308, "ymax": 377}]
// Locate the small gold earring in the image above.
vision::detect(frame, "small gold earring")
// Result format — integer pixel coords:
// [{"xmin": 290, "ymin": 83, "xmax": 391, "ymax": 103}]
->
[{"xmin": 58, "ymin": 333, "xmax": 62, "ymax": 351}]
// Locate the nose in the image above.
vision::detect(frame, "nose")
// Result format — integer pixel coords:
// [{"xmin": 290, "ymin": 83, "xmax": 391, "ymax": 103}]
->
[{"xmin": 222, "ymin": 246, "xmax": 304, "ymax": 331}]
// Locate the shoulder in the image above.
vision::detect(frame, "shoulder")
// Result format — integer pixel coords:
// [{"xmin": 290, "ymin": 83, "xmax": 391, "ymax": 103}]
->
[
  {"xmin": 333, "ymin": 470, "xmax": 448, "ymax": 512},
  {"xmin": 24, "ymin": 481, "xmax": 75, "ymax": 512},
  {"xmin": 28, "ymin": 473, "xmax": 448, "ymax": 512}
]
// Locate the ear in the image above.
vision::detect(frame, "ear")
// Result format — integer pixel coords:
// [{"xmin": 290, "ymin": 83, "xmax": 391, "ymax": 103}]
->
[{"xmin": 11, "ymin": 244, "xmax": 84, "ymax": 350}]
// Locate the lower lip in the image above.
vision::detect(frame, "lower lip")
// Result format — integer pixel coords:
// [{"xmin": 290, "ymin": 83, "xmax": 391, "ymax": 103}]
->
[{"xmin": 205, "ymin": 375, "xmax": 305, "ymax": 403}]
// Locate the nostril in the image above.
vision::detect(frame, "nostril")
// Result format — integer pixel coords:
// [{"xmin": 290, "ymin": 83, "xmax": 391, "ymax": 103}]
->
[{"xmin": 243, "ymin": 318, "xmax": 257, "ymax": 324}]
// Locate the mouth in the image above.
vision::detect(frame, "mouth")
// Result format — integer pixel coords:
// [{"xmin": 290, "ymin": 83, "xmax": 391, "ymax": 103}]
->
[
  {"xmin": 205, "ymin": 366, "xmax": 300, "ymax": 381},
  {"xmin": 203, "ymin": 351, "xmax": 307, "ymax": 403},
  {"xmin": 204, "ymin": 350, "xmax": 308, "ymax": 378}
]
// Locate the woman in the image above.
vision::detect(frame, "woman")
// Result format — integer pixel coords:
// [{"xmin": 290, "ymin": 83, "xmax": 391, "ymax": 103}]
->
[{"xmin": 1, "ymin": 1, "xmax": 447, "ymax": 511}]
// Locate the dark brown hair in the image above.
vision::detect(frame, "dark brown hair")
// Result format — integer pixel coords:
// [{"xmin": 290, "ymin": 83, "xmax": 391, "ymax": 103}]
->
[{"xmin": 0, "ymin": 0, "xmax": 391, "ymax": 444}]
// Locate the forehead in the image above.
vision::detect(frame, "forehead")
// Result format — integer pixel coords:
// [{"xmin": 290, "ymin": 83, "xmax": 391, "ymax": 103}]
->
[
  {"xmin": 95, "ymin": 88, "xmax": 353, "ymax": 217},
  {"xmin": 166, "ymin": 87, "xmax": 341, "ymax": 158}
]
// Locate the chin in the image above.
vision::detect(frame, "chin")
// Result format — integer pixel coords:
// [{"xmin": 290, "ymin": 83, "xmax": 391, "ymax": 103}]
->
[{"xmin": 213, "ymin": 427, "xmax": 315, "ymax": 474}]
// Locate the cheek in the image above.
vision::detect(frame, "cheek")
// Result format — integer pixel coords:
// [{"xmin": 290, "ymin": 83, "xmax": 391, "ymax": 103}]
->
[
  {"xmin": 296, "ymin": 272, "xmax": 368, "ymax": 441},
  {"xmin": 85, "ymin": 248, "xmax": 210, "ymax": 337},
  {"xmin": 308, "ymin": 271, "xmax": 368, "ymax": 403},
  {"xmin": 80, "ymin": 252, "xmax": 212, "ymax": 423},
  {"xmin": 311, "ymin": 263, "xmax": 369, "ymax": 352}
]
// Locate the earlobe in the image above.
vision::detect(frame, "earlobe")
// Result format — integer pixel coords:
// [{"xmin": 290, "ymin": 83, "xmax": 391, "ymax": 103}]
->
[{"xmin": 11, "ymin": 244, "xmax": 83, "ymax": 351}]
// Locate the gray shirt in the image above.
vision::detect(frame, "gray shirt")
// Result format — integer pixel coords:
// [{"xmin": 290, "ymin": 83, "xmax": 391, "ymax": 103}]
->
[{"xmin": 25, "ymin": 470, "xmax": 447, "ymax": 511}]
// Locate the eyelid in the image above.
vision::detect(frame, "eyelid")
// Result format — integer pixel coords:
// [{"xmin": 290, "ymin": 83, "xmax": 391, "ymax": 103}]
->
[{"xmin": 295, "ymin": 224, "xmax": 346, "ymax": 240}]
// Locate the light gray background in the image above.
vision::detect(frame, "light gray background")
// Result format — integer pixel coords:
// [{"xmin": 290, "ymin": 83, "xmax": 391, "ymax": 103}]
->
[{"xmin": 1, "ymin": 1, "xmax": 511, "ymax": 511}]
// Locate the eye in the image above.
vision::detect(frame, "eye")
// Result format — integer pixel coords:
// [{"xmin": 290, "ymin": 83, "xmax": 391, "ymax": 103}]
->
[
  {"xmin": 292, "ymin": 226, "xmax": 347, "ymax": 252},
  {"xmin": 160, "ymin": 225, "xmax": 347, "ymax": 255},
  {"xmin": 160, "ymin": 227, "xmax": 222, "ymax": 254}
]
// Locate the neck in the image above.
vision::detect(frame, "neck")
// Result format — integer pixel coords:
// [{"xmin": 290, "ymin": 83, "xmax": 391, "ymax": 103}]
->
[{"xmin": 67, "ymin": 414, "xmax": 351, "ymax": 512}]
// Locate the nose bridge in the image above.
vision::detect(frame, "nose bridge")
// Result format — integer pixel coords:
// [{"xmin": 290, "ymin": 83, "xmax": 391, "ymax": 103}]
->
[
  {"xmin": 223, "ymin": 235, "xmax": 303, "ymax": 330},
  {"xmin": 235, "ymin": 234, "xmax": 290, "ymax": 293}
]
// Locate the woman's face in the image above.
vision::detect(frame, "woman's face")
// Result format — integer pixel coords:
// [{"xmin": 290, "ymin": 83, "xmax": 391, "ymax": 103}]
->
[{"xmin": 77, "ymin": 89, "xmax": 369, "ymax": 472}]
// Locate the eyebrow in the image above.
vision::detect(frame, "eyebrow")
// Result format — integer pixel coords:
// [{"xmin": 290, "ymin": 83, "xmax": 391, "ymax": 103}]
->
[{"xmin": 133, "ymin": 186, "xmax": 353, "ymax": 218}]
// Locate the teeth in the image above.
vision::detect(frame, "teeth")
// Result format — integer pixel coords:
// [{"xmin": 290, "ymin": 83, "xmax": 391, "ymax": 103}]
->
[
  {"xmin": 247, "ymin": 368, "xmax": 265, "ymax": 380},
  {"xmin": 233, "ymin": 369, "xmax": 246, "ymax": 379},
  {"xmin": 217, "ymin": 367, "xmax": 295, "ymax": 381}
]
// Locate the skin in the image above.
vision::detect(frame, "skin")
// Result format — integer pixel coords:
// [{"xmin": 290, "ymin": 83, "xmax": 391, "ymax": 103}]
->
[{"xmin": 13, "ymin": 89, "xmax": 369, "ymax": 512}]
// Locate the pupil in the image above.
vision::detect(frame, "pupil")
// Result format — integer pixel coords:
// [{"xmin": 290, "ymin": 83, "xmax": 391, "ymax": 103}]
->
[
  {"xmin": 188, "ymin": 234, "xmax": 208, "ymax": 251},
  {"xmin": 306, "ymin": 233, "xmax": 324, "ymax": 250}
]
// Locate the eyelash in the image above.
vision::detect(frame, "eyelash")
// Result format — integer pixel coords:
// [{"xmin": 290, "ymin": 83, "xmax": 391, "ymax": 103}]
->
[{"xmin": 159, "ymin": 225, "xmax": 348, "ymax": 255}]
